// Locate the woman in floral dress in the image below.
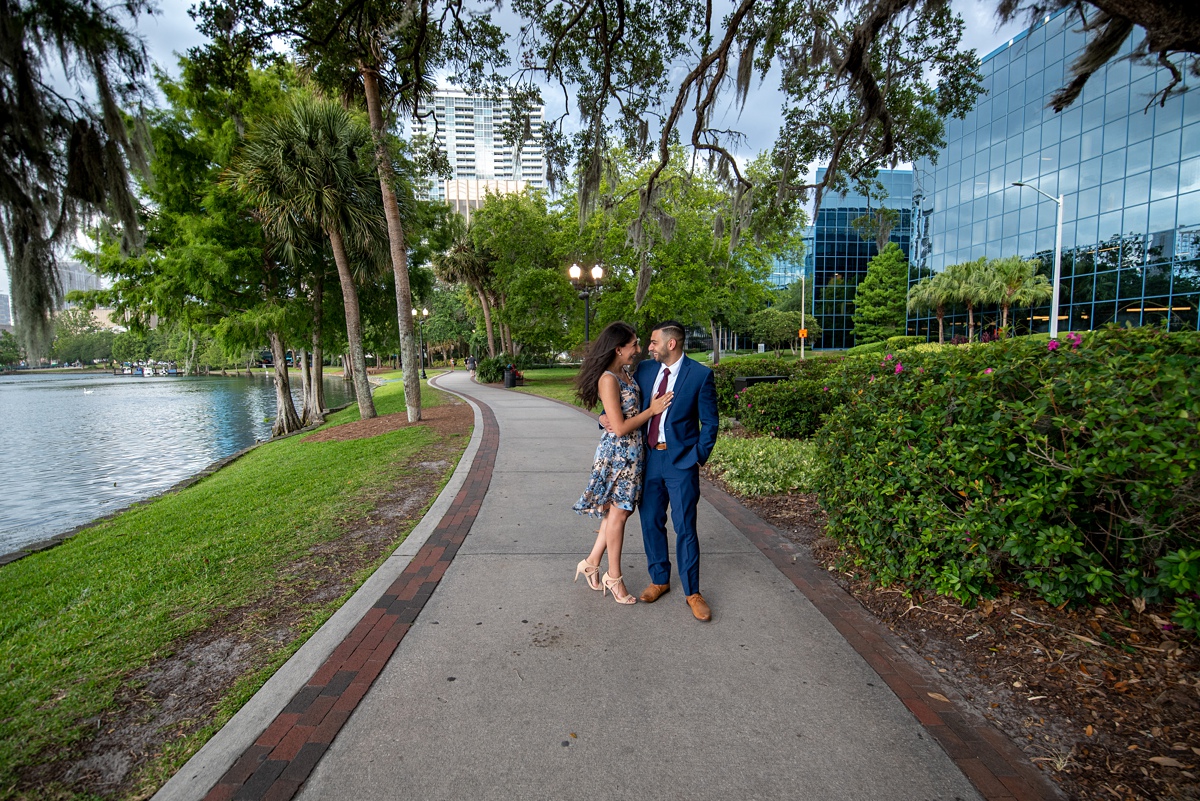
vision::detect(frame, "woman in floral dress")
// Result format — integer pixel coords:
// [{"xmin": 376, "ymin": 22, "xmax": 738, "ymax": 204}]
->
[{"xmin": 572, "ymin": 322, "xmax": 673, "ymax": 604}]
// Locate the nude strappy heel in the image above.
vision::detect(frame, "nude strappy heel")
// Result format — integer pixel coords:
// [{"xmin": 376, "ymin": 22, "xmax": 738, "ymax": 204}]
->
[
  {"xmin": 602, "ymin": 572, "xmax": 637, "ymax": 605},
  {"xmin": 575, "ymin": 559, "xmax": 602, "ymax": 591}
]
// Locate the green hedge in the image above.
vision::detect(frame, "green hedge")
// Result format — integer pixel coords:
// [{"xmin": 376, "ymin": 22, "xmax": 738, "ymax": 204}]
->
[
  {"xmin": 812, "ymin": 327, "xmax": 1200, "ymax": 630},
  {"xmin": 712, "ymin": 355, "xmax": 841, "ymax": 416},
  {"xmin": 738, "ymin": 378, "xmax": 843, "ymax": 439},
  {"xmin": 885, "ymin": 335, "xmax": 925, "ymax": 350},
  {"xmin": 846, "ymin": 341, "xmax": 887, "ymax": 356}
]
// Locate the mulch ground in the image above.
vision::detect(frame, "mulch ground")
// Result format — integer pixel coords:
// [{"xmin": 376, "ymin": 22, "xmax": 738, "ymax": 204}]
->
[
  {"xmin": 715, "ymin": 482, "xmax": 1200, "ymax": 801},
  {"xmin": 18, "ymin": 401, "xmax": 473, "ymax": 801},
  {"xmin": 305, "ymin": 403, "xmax": 472, "ymax": 443}
]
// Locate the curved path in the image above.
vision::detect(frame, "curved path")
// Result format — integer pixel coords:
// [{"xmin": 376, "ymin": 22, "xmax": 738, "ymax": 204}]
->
[{"xmin": 156, "ymin": 370, "xmax": 1059, "ymax": 801}]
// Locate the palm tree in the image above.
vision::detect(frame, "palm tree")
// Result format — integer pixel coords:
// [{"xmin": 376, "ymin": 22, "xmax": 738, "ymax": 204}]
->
[
  {"xmin": 943, "ymin": 258, "xmax": 989, "ymax": 343},
  {"xmin": 228, "ymin": 97, "xmax": 385, "ymax": 420},
  {"xmin": 983, "ymin": 256, "xmax": 1055, "ymax": 336},
  {"xmin": 906, "ymin": 271, "xmax": 955, "ymax": 345},
  {"xmin": 431, "ymin": 224, "xmax": 499, "ymax": 358}
]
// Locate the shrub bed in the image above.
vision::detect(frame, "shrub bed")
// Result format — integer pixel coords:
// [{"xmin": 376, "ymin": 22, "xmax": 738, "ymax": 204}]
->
[
  {"xmin": 712, "ymin": 355, "xmax": 841, "ymax": 415},
  {"xmin": 812, "ymin": 327, "xmax": 1200, "ymax": 630},
  {"xmin": 737, "ymin": 378, "xmax": 843, "ymax": 439},
  {"xmin": 707, "ymin": 436, "xmax": 817, "ymax": 495},
  {"xmin": 475, "ymin": 356, "xmax": 506, "ymax": 383}
]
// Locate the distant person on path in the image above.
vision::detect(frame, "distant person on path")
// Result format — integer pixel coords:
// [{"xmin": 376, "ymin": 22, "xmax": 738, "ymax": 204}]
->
[
  {"xmin": 465, "ymin": 355, "xmax": 477, "ymax": 377},
  {"xmin": 572, "ymin": 322, "xmax": 673, "ymax": 605},
  {"xmin": 605, "ymin": 320, "xmax": 718, "ymax": 621}
]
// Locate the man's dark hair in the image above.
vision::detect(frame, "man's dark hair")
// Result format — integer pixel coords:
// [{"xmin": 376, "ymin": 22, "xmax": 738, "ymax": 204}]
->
[{"xmin": 653, "ymin": 320, "xmax": 686, "ymax": 350}]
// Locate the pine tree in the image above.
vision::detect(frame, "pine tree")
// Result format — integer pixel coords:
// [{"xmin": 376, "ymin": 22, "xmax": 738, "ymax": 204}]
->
[{"xmin": 852, "ymin": 242, "xmax": 909, "ymax": 345}]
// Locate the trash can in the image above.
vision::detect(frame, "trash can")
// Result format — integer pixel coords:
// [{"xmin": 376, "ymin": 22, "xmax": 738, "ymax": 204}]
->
[{"xmin": 504, "ymin": 368, "xmax": 516, "ymax": 388}]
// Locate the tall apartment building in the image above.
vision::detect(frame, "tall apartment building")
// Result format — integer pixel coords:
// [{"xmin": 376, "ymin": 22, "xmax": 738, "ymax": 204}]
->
[
  {"xmin": 910, "ymin": 10, "xmax": 1200, "ymax": 337},
  {"xmin": 0, "ymin": 292, "xmax": 12, "ymax": 331},
  {"xmin": 409, "ymin": 89, "xmax": 547, "ymax": 218}
]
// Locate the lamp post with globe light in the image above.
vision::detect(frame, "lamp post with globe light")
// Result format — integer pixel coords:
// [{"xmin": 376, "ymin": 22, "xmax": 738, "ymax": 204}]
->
[
  {"xmin": 1012, "ymin": 181, "xmax": 1064, "ymax": 339},
  {"xmin": 568, "ymin": 263, "xmax": 604, "ymax": 343},
  {"xmin": 411, "ymin": 306, "xmax": 429, "ymax": 378}
]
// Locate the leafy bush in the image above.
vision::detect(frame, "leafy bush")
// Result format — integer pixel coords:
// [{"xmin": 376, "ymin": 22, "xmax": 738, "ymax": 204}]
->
[
  {"xmin": 813, "ymin": 327, "xmax": 1200, "ymax": 629},
  {"xmin": 712, "ymin": 355, "xmax": 840, "ymax": 415},
  {"xmin": 846, "ymin": 340, "xmax": 887, "ymax": 355},
  {"xmin": 907, "ymin": 342, "xmax": 945, "ymax": 354},
  {"xmin": 885, "ymin": 335, "xmax": 925, "ymax": 351},
  {"xmin": 708, "ymin": 436, "xmax": 818, "ymax": 495},
  {"xmin": 737, "ymin": 377, "xmax": 844, "ymax": 439},
  {"xmin": 475, "ymin": 356, "xmax": 506, "ymax": 383}
]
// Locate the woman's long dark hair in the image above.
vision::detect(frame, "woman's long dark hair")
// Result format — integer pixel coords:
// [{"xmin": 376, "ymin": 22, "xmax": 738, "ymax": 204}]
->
[{"xmin": 574, "ymin": 321, "xmax": 637, "ymax": 409}]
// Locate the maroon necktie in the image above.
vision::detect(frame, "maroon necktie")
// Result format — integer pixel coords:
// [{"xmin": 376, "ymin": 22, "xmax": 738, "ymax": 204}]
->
[{"xmin": 646, "ymin": 367, "xmax": 670, "ymax": 446}]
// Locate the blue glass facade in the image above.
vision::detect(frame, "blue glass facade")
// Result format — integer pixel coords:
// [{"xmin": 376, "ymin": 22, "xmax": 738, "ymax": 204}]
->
[
  {"xmin": 810, "ymin": 169, "xmax": 913, "ymax": 349},
  {"xmin": 910, "ymin": 10, "xmax": 1200, "ymax": 337}
]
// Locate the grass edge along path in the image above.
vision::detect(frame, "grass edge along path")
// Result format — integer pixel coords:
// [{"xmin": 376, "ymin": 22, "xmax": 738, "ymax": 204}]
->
[{"xmin": 0, "ymin": 379, "xmax": 470, "ymax": 800}]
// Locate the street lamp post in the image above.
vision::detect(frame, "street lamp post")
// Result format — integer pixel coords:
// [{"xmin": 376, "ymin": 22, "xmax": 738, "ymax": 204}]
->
[
  {"xmin": 1012, "ymin": 181, "xmax": 1064, "ymax": 339},
  {"xmin": 411, "ymin": 306, "xmax": 429, "ymax": 379},
  {"xmin": 568, "ymin": 263, "xmax": 604, "ymax": 342}
]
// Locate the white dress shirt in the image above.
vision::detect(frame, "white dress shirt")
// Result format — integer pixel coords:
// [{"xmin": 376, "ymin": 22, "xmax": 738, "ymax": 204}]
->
[{"xmin": 650, "ymin": 355, "xmax": 686, "ymax": 447}]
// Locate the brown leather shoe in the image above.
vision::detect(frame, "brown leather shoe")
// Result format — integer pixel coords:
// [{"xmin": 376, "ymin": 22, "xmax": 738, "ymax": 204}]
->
[
  {"xmin": 686, "ymin": 593, "xmax": 712, "ymax": 621},
  {"xmin": 640, "ymin": 583, "xmax": 670, "ymax": 603}
]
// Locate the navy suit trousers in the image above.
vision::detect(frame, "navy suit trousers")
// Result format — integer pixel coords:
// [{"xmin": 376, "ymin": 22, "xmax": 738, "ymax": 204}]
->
[{"xmin": 641, "ymin": 447, "xmax": 701, "ymax": 595}]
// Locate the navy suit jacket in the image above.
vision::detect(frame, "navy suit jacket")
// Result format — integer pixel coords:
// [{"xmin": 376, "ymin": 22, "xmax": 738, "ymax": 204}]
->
[{"xmin": 635, "ymin": 355, "xmax": 719, "ymax": 470}]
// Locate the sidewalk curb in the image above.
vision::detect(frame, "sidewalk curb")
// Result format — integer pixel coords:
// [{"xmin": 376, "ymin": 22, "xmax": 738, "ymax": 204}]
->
[{"xmin": 151, "ymin": 382, "xmax": 486, "ymax": 801}]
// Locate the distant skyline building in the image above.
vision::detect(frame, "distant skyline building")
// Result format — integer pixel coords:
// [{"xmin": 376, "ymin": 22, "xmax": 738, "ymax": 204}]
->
[
  {"xmin": 409, "ymin": 89, "xmax": 547, "ymax": 214},
  {"xmin": 0, "ymin": 292, "xmax": 11, "ymax": 331},
  {"xmin": 910, "ymin": 10, "xmax": 1200, "ymax": 337},
  {"xmin": 59, "ymin": 260, "xmax": 105, "ymax": 299},
  {"xmin": 808, "ymin": 168, "xmax": 913, "ymax": 349}
]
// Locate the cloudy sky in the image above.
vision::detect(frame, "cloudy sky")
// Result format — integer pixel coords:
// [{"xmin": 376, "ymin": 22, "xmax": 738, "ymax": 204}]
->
[{"xmin": 2, "ymin": 0, "xmax": 1026, "ymax": 293}]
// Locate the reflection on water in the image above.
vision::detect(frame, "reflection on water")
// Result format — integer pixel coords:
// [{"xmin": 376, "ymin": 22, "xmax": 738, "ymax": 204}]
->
[{"xmin": 0, "ymin": 372, "xmax": 355, "ymax": 556}]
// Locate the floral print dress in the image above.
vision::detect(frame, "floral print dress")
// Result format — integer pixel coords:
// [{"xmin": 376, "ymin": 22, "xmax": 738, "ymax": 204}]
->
[{"xmin": 573, "ymin": 370, "xmax": 644, "ymax": 517}]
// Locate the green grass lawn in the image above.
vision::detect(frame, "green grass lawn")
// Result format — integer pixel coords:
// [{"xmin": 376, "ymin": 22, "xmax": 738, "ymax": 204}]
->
[
  {"xmin": 509, "ymin": 367, "xmax": 594, "ymax": 409},
  {"xmin": 0, "ymin": 379, "xmax": 466, "ymax": 796}
]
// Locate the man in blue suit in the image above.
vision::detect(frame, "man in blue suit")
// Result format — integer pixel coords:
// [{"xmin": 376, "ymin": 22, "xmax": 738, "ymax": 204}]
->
[{"xmin": 632, "ymin": 320, "xmax": 719, "ymax": 620}]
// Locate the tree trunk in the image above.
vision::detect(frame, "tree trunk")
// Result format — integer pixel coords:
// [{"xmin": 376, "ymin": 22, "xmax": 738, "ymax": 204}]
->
[
  {"xmin": 476, "ymin": 287, "xmax": 497, "ymax": 357},
  {"xmin": 1000, "ymin": 302, "xmax": 1010, "ymax": 335},
  {"xmin": 936, "ymin": 305, "xmax": 946, "ymax": 345},
  {"xmin": 360, "ymin": 66, "xmax": 420, "ymax": 422},
  {"xmin": 327, "ymin": 226, "xmax": 376, "ymax": 419},
  {"xmin": 268, "ymin": 331, "xmax": 303, "ymax": 437},
  {"xmin": 298, "ymin": 346, "xmax": 312, "ymax": 423},
  {"xmin": 710, "ymin": 319, "xmax": 721, "ymax": 365},
  {"xmin": 967, "ymin": 303, "xmax": 975, "ymax": 343},
  {"xmin": 308, "ymin": 271, "xmax": 326, "ymax": 424}
]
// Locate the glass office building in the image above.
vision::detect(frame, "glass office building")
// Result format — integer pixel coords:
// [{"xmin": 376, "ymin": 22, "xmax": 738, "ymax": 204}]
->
[
  {"xmin": 909, "ymin": 10, "xmax": 1200, "ymax": 337},
  {"xmin": 809, "ymin": 168, "xmax": 913, "ymax": 348}
]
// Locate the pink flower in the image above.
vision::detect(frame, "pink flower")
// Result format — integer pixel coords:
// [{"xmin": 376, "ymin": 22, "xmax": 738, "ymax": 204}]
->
[
  {"xmin": 894, "ymin": 363, "xmax": 904, "ymax": 374},
  {"xmin": 1047, "ymin": 339, "xmax": 1060, "ymax": 351},
  {"xmin": 869, "ymin": 375, "xmax": 876, "ymax": 383},
  {"xmin": 1066, "ymin": 332, "xmax": 1082, "ymax": 349},
  {"xmin": 884, "ymin": 354, "xmax": 894, "ymax": 361},
  {"xmin": 984, "ymin": 368, "xmax": 994, "ymax": 374},
  {"xmin": 823, "ymin": 386, "xmax": 830, "ymax": 392}
]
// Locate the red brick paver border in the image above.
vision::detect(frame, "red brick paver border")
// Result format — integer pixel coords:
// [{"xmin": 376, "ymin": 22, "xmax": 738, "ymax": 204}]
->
[
  {"xmin": 700, "ymin": 479, "xmax": 1064, "ymax": 801},
  {"xmin": 203, "ymin": 384, "xmax": 498, "ymax": 801}
]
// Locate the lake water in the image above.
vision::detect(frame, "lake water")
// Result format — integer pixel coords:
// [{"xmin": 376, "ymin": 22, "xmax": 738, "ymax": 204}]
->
[{"xmin": 0, "ymin": 371, "xmax": 355, "ymax": 557}]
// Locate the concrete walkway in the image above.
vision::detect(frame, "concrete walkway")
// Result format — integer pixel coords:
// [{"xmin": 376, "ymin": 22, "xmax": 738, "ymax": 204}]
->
[{"xmin": 159, "ymin": 370, "xmax": 1059, "ymax": 801}]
